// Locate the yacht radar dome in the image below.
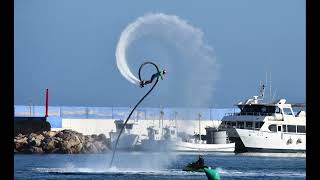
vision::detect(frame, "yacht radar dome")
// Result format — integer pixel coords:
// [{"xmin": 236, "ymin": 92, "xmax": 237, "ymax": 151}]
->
[{"xmin": 277, "ymin": 99, "xmax": 286, "ymax": 104}]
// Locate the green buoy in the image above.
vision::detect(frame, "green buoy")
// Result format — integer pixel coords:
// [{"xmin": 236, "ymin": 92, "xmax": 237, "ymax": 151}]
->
[{"xmin": 203, "ymin": 167, "xmax": 220, "ymax": 180}]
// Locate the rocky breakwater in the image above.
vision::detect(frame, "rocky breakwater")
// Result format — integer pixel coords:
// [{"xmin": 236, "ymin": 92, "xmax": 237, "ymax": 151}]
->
[{"xmin": 14, "ymin": 129, "xmax": 111, "ymax": 154}]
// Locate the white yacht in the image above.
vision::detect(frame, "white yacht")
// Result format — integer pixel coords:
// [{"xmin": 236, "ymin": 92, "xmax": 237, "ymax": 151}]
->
[
  {"xmin": 220, "ymin": 84, "xmax": 306, "ymax": 152},
  {"xmin": 109, "ymin": 120, "xmax": 140, "ymax": 150}
]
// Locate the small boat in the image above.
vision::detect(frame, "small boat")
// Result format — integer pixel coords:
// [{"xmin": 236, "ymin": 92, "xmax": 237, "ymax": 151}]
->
[
  {"xmin": 176, "ymin": 114, "xmax": 235, "ymax": 153},
  {"xmin": 109, "ymin": 120, "xmax": 140, "ymax": 150},
  {"xmin": 182, "ymin": 163, "xmax": 209, "ymax": 172}
]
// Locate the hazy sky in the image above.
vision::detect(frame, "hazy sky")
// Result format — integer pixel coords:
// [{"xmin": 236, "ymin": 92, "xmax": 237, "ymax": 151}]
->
[{"xmin": 14, "ymin": 0, "xmax": 305, "ymax": 108}]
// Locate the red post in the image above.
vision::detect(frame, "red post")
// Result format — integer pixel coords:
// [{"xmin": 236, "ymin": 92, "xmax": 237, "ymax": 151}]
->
[{"xmin": 45, "ymin": 88, "xmax": 49, "ymax": 117}]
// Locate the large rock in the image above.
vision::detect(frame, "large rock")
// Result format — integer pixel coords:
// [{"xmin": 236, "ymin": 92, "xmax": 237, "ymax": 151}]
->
[
  {"xmin": 35, "ymin": 134, "xmax": 45, "ymax": 141},
  {"xmin": 42, "ymin": 137, "xmax": 60, "ymax": 152},
  {"xmin": 60, "ymin": 132, "xmax": 83, "ymax": 154},
  {"xmin": 17, "ymin": 133, "xmax": 25, "ymax": 138},
  {"xmin": 23, "ymin": 146, "xmax": 43, "ymax": 154},
  {"xmin": 32, "ymin": 146, "xmax": 44, "ymax": 153},
  {"xmin": 53, "ymin": 136, "xmax": 62, "ymax": 142},
  {"xmin": 15, "ymin": 137, "xmax": 28, "ymax": 144},
  {"xmin": 51, "ymin": 148, "xmax": 62, "ymax": 153},
  {"xmin": 27, "ymin": 133, "xmax": 37, "ymax": 143},
  {"xmin": 14, "ymin": 137, "xmax": 28, "ymax": 150},
  {"xmin": 82, "ymin": 142, "xmax": 98, "ymax": 153},
  {"xmin": 94, "ymin": 141, "xmax": 104, "ymax": 152},
  {"xmin": 97, "ymin": 134, "xmax": 107, "ymax": 143},
  {"xmin": 14, "ymin": 130, "xmax": 110, "ymax": 154},
  {"xmin": 90, "ymin": 134, "xmax": 97, "ymax": 139},
  {"xmin": 47, "ymin": 131, "xmax": 57, "ymax": 137},
  {"xmin": 30, "ymin": 138, "xmax": 42, "ymax": 147}
]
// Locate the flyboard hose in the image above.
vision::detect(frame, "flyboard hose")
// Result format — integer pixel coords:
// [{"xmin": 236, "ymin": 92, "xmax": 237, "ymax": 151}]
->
[{"xmin": 109, "ymin": 61, "xmax": 161, "ymax": 168}]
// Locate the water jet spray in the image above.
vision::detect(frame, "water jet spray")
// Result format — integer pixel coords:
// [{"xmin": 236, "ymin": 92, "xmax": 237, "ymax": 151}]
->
[{"xmin": 115, "ymin": 13, "xmax": 218, "ymax": 107}]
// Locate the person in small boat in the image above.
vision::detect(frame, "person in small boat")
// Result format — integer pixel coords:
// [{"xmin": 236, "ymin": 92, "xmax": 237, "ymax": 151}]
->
[
  {"xmin": 189, "ymin": 155, "xmax": 205, "ymax": 168},
  {"xmin": 140, "ymin": 69, "xmax": 166, "ymax": 88},
  {"xmin": 196, "ymin": 155, "xmax": 205, "ymax": 167}
]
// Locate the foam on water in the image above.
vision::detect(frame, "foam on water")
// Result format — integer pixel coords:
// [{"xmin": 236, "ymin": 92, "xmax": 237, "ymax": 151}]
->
[
  {"xmin": 33, "ymin": 167, "xmax": 305, "ymax": 178},
  {"xmin": 216, "ymin": 167, "xmax": 305, "ymax": 177},
  {"xmin": 240, "ymin": 152, "xmax": 306, "ymax": 158},
  {"xmin": 33, "ymin": 167, "xmax": 205, "ymax": 176},
  {"xmin": 15, "ymin": 153, "xmax": 305, "ymax": 179}
]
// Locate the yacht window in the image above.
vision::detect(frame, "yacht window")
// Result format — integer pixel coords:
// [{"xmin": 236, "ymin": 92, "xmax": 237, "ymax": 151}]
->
[
  {"xmin": 268, "ymin": 124, "xmax": 277, "ymax": 132},
  {"xmin": 246, "ymin": 122, "xmax": 253, "ymax": 129},
  {"xmin": 231, "ymin": 122, "xmax": 236, "ymax": 127},
  {"xmin": 277, "ymin": 126, "xmax": 282, "ymax": 132},
  {"xmin": 255, "ymin": 122, "xmax": 259, "ymax": 129},
  {"xmin": 287, "ymin": 125, "xmax": 297, "ymax": 133},
  {"xmin": 171, "ymin": 130, "xmax": 175, "ymax": 135},
  {"xmin": 155, "ymin": 130, "xmax": 159, "ymax": 134},
  {"xmin": 255, "ymin": 122, "xmax": 264, "ymax": 129},
  {"xmin": 282, "ymin": 125, "xmax": 287, "ymax": 132},
  {"xmin": 238, "ymin": 122, "xmax": 244, "ymax": 129},
  {"xmin": 275, "ymin": 107, "xmax": 281, "ymax": 113},
  {"xmin": 297, "ymin": 126, "xmax": 306, "ymax": 133},
  {"xmin": 239, "ymin": 105, "xmax": 275, "ymax": 115},
  {"xmin": 283, "ymin": 108, "xmax": 293, "ymax": 115}
]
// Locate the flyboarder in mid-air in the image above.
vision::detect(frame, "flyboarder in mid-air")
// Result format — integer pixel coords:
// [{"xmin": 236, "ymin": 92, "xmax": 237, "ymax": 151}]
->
[{"xmin": 140, "ymin": 69, "xmax": 166, "ymax": 87}]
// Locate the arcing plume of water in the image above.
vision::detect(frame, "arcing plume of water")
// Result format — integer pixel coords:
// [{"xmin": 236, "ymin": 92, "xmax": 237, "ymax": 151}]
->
[{"xmin": 116, "ymin": 13, "xmax": 219, "ymax": 107}]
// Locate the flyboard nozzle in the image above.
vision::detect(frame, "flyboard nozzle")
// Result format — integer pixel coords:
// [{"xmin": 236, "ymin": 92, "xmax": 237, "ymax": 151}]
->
[{"xmin": 45, "ymin": 88, "xmax": 49, "ymax": 118}]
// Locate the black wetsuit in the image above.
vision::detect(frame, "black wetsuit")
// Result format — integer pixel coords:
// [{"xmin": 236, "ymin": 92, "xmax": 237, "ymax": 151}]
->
[
  {"xmin": 198, "ymin": 157, "xmax": 204, "ymax": 166},
  {"xmin": 191, "ymin": 156, "xmax": 204, "ymax": 168},
  {"xmin": 140, "ymin": 71, "xmax": 165, "ymax": 87},
  {"xmin": 143, "ymin": 74, "xmax": 157, "ymax": 85}
]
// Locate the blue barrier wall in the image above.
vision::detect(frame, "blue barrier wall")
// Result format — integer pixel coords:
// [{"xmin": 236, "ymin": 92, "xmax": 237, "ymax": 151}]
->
[
  {"xmin": 46, "ymin": 117, "xmax": 62, "ymax": 128},
  {"xmin": 14, "ymin": 105, "xmax": 239, "ymax": 121}
]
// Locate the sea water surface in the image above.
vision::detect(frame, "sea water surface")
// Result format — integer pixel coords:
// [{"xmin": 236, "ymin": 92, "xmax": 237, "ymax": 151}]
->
[{"xmin": 14, "ymin": 152, "xmax": 305, "ymax": 180}]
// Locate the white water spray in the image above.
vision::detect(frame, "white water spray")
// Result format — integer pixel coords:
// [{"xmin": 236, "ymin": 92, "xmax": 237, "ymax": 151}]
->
[{"xmin": 116, "ymin": 13, "xmax": 218, "ymax": 106}]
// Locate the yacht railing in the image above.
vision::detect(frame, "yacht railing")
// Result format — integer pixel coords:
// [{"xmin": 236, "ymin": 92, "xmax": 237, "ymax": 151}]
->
[
  {"xmin": 267, "ymin": 116, "xmax": 284, "ymax": 121},
  {"xmin": 219, "ymin": 124, "xmax": 262, "ymax": 131},
  {"xmin": 225, "ymin": 112, "xmax": 274, "ymax": 116}
]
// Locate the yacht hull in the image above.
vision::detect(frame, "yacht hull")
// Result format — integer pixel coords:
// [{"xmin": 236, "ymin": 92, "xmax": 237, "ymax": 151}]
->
[
  {"xmin": 235, "ymin": 128, "xmax": 306, "ymax": 152},
  {"xmin": 224, "ymin": 127, "xmax": 247, "ymax": 152}
]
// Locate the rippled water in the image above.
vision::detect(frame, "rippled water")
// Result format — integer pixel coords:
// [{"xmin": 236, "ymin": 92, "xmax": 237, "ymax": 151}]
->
[{"xmin": 14, "ymin": 152, "xmax": 305, "ymax": 179}]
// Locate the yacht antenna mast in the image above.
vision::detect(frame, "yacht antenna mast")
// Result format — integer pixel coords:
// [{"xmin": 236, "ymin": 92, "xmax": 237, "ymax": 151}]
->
[
  {"xmin": 269, "ymin": 72, "xmax": 272, "ymax": 103},
  {"xmin": 265, "ymin": 72, "xmax": 268, "ymax": 101},
  {"xmin": 272, "ymin": 88, "xmax": 277, "ymax": 102},
  {"xmin": 259, "ymin": 80, "xmax": 265, "ymax": 98}
]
